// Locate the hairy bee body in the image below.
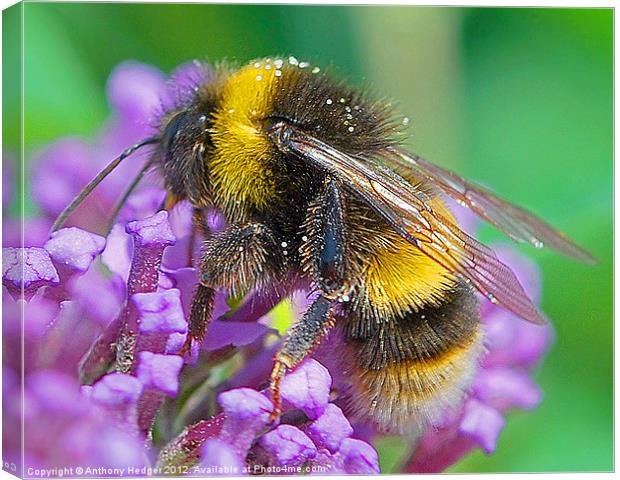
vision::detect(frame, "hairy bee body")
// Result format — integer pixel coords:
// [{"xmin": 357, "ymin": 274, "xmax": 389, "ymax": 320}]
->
[{"xmin": 156, "ymin": 57, "xmax": 483, "ymax": 435}]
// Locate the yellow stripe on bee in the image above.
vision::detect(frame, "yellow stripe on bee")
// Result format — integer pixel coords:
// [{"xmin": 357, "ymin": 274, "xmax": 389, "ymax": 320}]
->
[
  {"xmin": 210, "ymin": 60, "xmax": 282, "ymax": 214},
  {"xmin": 360, "ymin": 197, "xmax": 458, "ymax": 317}
]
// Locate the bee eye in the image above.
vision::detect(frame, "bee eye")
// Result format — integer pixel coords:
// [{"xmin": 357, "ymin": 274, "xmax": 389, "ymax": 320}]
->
[{"xmin": 162, "ymin": 111, "xmax": 191, "ymax": 154}]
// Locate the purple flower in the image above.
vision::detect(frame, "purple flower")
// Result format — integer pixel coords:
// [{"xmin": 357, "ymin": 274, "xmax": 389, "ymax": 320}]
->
[
  {"xmin": 458, "ymin": 399, "xmax": 506, "ymax": 454},
  {"xmin": 44, "ymin": 227, "xmax": 106, "ymax": 276},
  {"xmin": 106, "ymin": 61, "xmax": 167, "ymax": 127},
  {"xmin": 133, "ymin": 289, "xmax": 186, "ymax": 335},
  {"xmin": 305, "ymin": 404, "xmax": 354, "ymax": 453},
  {"xmin": 2, "ymin": 247, "xmax": 59, "ymax": 300},
  {"xmin": 280, "ymin": 359, "xmax": 331, "ymax": 420},
  {"xmin": 203, "ymin": 320, "xmax": 275, "ymax": 351},
  {"xmin": 200, "ymin": 439, "xmax": 245, "ymax": 474},
  {"xmin": 339, "ymin": 438, "xmax": 381, "ymax": 474},
  {"xmin": 136, "ymin": 352, "xmax": 184, "ymax": 396},
  {"xmin": 91, "ymin": 373, "xmax": 143, "ymax": 407},
  {"xmin": 22, "ymin": 371, "xmax": 147, "ymax": 474},
  {"xmin": 30, "ymin": 138, "xmax": 98, "ymax": 218},
  {"xmin": 259, "ymin": 425, "xmax": 318, "ymax": 467},
  {"xmin": 126, "ymin": 210, "xmax": 176, "ymax": 249},
  {"xmin": 159, "ymin": 359, "xmax": 379, "ymax": 475}
]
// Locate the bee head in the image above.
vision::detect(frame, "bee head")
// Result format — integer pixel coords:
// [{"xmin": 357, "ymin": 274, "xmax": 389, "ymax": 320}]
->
[
  {"xmin": 161, "ymin": 110, "xmax": 209, "ymax": 161},
  {"xmin": 158, "ymin": 109, "xmax": 211, "ymax": 203}
]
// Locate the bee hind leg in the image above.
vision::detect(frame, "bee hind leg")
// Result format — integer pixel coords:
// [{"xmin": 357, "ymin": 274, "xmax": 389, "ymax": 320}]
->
[{"xmin": 269, "ymin": 294, "xmax": 336, "ymax": 422}]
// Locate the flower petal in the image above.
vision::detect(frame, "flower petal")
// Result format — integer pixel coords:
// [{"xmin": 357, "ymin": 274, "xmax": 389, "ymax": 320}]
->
[
  {"xmin": 3, "ymin": 247, "xmax": 60, "ymax": 300},
  {"xmin": 473, "ymin": 366, "xmax": 542, "ymax": 411},
  {"xmin": 483, "ymin": 308, "xmax": 554, "ymax": 368},
  {"xmin": 44, "ymin": 227, "xmax": 106, "ymax": 274},
  {"xmin": 101, "ymin": 224, "xmax": 132, "ymax": 282},
  {"xmin": 107, "ymin": 62, "xmax": 167, "ymax": 126},
  {"xmin": 132, "ymin": 289, "xmax": 187, "ymax": 335},
  {"xmin": 280, "ymin": 359, "xmax": 331, "ymax": 420},
  {"xmin": 136, "ymin": 352, "xmax": 183, "ymax": 396},
  {"xmin": 259, "ymin": 425, "xmax": 317, "ymax": 467},
  {"xmin": 458, "ymin": 398, "xmax": 505, "ymax": 454},
  {"xmin": 305, "ymin": 404, "xmax": 353, "ymax": 453},
  {"xmin": 126, "ymin": 210, "xmax": 176, "ymax": 248},
  {"xmin": 338, "ymin": 438, "xmax": 380, "ymax": 474},
  {"xmin": 218, "ymin": 388, "xmax": 273, "ymax": 422},
  {"xmin": 91, "ymin": 373, "xmax": 143, "ymax": 407},
  {"xmin": 200, "ymin": 438, "xmax": 245, "ymax": 474},
  {"xmin": 203, "ymin": 321, "xmax": 274, "ymax": 351},
  {"xmin": 30, "ymin": 138, "xmax": 95, "ymax": 216}
]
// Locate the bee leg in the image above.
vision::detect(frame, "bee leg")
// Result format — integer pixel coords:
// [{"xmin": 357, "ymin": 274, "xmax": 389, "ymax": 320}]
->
[
  {"xmin": 198, "ymin": 222, "xmax": 283, "ymax": 296},
  {"xmin": 187, "ymin": 207, "xmax": 209, "ymax": 267},
  {"xmin": 270, "ymin": 179, "xmax": 348, "ymax": 420},
  {"xmin": 269, "ymin": 295, "xmax": 336, "ymax": 422},
  {"xmin": 305, "ymin": 178, "xmax": 349, "ymax": 298},
  {"xmin": 179, "ymin": 284, "xmax": 215, "ymax": 355},
  {"xmin": 180, "ymin": 222, "xmax": 282, "ymax": 355}
]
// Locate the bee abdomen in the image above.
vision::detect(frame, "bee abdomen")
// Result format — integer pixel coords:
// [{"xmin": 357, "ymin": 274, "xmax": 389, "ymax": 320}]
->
[{"xmin": 339, "ymin": 281, "xmax": 483, "ymax": 437}]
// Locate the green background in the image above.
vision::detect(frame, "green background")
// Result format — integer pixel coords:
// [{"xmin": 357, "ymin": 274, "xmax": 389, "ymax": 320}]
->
[{"xmin": 9, "ymin": 3, "xmax": 612, "ymax": 473}]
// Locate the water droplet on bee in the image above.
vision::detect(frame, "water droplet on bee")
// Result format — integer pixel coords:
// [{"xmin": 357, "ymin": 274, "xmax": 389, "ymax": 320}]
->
[
  {"xmin": 312, "ymin": 66, "xmax": 320, "ymax": 74},
  {"xmin": 275, "ymin": 70, "xmax": 282, "ymax": 77},
  {"xmin": 299, "ymin": 61, "xmax": 310, "ymax": 68},
  {"xmin": 326, "ymin": 98, "xmax": 333, "ymax": 105},
  {"xmin": 281, "ymin": 241, "xmax": 288, "ymax": 248},
  {"xmin": 288, "ymin": 56, "xmax": 299, "ymax": 65},
  {"xmin": 256, "ymin": 75, "xmax": 263, "ymax": 81}
]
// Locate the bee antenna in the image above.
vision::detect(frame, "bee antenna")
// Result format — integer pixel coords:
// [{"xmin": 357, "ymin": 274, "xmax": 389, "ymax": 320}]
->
[
  {"xmin": 104, "ymin": 156, "xmax": 156, "ymax": 236},
  {"xmin": 50, "ymin": 136, "xmax": 160, "ymax": 233}
]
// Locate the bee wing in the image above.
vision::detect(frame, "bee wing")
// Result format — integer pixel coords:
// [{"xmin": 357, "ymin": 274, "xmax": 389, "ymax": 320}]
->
[
  {"xmin": 384, "ymin": 147, "xmax": 596, "ymax": 264},
  {"xmin": 273, "ymin": 124, "xmax": 546, "ymax": 325}
]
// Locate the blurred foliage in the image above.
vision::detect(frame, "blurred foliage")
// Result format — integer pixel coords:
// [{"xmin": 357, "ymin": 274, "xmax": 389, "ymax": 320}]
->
[{"xmin": 12, "ymin": 4, "xmax": 612, "ymax": 473}]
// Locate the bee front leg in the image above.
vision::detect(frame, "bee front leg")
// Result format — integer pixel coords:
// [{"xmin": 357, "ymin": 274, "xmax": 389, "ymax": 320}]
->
[
  {"xmin": 179, "ymin": 284, "xmax": 215, "ymax": 355},
  {"xmin": 187, "ymin": 207, "xmax": 210, "ymax": 267},
  {"xmin": 270, "ymin": 178, "xmax": 349, "ymax": 420},
  {"xmin": 181, "ymin": 222, "xmax": 283, "ymax": 355}
]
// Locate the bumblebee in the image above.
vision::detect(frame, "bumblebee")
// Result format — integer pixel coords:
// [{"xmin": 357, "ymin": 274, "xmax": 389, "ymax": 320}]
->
[{"xmin": 53, "ymin": 56, "xmax": 594, "ymax": 436}]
